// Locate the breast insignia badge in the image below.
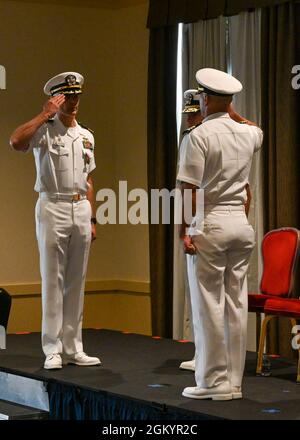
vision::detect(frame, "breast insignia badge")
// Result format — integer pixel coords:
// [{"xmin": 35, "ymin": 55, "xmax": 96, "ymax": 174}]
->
[{"xmin": 82, "ymin": 137, "xmax": 93, "ymax": 150}]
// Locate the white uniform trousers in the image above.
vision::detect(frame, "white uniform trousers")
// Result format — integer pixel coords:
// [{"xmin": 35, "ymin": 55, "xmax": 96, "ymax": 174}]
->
[
  {"xmin": 35, "ymin": 197, "xmax": 92, "ymax": 356},
  {"xmin": 187, "ymin": 207, "xmax": 255, "ymax": 388},
  {"xmin": 184, "ymin": 256, "xmax": 194, "ymax": 342}
]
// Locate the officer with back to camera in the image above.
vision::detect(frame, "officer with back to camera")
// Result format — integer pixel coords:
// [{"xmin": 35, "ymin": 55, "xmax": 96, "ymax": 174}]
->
[
  {"xmin": 177, "ymin": 68, "xmax": 263, "ymax": 400},
  {"xmin": 10, "ymin": 72, "xmax": 101, "ymax": 369},
  {"xmin": 178, "ymin": 87, "xmax": 254, "ymax": 374}
]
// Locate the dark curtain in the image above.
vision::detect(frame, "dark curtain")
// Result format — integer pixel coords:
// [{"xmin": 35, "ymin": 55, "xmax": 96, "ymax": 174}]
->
[
  {"xmin": 146, "ymin": 0, "xmax": 299, "ymax": 343},
  {"xmin": 147, "ymin": 0, "xmax": 295, "ymax": 27},
  {"xmin": 261, "ymin": 1, "xmax": 300, "ymax": 358},
  {"xmin": 47, "ymin": 382, "xmax": 203, "ymax": 420},
  {"xmin": 147, "ymin": 26, "xmax": 178, "ymax": 337}
]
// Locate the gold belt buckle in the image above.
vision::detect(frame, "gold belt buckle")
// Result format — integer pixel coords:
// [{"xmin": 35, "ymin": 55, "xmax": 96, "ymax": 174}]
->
[{"xmin": 72, "ymin": 193, "xmax": 81, "ymax": 202}]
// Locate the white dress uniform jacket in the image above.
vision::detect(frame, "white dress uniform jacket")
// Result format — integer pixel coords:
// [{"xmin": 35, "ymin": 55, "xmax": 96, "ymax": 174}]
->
[
  {"xmin": 28, "ymin": 115, "xmax": 96, "ymax": 356},
  {"xmin": 177, "ymin": 112, "xmax": 263, "ymax": 389}
]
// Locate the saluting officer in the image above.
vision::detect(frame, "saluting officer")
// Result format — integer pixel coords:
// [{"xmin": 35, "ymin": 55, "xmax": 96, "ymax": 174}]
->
[
  {"xmin": 10, "ymin": 72, "xmax": 101, "ymax": 369},
  {"xmin": 178, "ymin": 89, "xmax": 203, "ymax": 372},
  {"xmin": 177, "ymin": 68, "xmax": 263, "ymax": 400},
  {"xmin": 182, "ymin": 89, "xmax": 203, "ymax": 130}
]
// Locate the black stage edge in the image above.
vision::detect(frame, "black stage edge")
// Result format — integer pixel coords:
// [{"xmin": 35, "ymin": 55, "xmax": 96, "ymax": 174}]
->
[
  {"xmin": 0, "ymin": 329, "xmax": 299, "ymax": 420},
  {"xmin": 0, "ymin": 399, "xmax": 48, "ymax": 420}
]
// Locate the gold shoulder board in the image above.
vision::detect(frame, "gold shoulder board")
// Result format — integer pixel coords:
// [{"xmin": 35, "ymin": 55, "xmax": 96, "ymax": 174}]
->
[{"xmin": 78, "ymin": 122, "xmax": 94, "ymax": 134}]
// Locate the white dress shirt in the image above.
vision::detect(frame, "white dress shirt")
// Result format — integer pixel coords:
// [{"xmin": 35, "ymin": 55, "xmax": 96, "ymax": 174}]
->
[
  {"xmin": 177, "ymin": 112, "xmax": 263, "ymax": 206},
  {"xmin": 28, "ymin": 114, "xmax": 96, "ymax": 195}
]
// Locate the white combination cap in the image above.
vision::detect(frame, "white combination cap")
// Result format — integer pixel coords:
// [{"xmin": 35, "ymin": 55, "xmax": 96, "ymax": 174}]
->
[
  {"xmin": 182, "ymin": 89, "xmax": 200, "ymax": 113},
  {"xmin": 196, "ymin": 68, "xmax": 242, "ymax": 96},
  {"xmin": 44, "ymin": 71, "xmax": 84, "ymax": 96}
]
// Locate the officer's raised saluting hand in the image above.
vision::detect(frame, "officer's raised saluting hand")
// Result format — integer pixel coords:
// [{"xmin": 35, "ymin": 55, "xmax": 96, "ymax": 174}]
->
[
  {"xmin": 43, "ymin": 94, "xmax": 65, "ymax": 118},
  {"xmin": 10, "ymin": 94, "xmax": 66, "ymax": 151}
]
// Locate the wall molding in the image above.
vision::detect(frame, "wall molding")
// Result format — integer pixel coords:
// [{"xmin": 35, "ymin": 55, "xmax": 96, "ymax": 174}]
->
[{"xmin": 2, "ymin": 279, "xmax": 150, "ymax": 297}]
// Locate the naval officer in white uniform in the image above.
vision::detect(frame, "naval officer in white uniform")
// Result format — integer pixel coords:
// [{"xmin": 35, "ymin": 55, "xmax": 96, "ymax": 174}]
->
[
  {"xmin": 182, "ymin": 89, "xmax": 203, "ymax": 131},
  {"xmin": 10, "ymin": 72, "xmax": 101, "ymax": 369},
  {"xmin": 177, "ymin": 68, "xmax": 263, "ymax": 400},
  {"xmin": 178, "ymin": 89, "xmax": 203, "ymax": 372}
]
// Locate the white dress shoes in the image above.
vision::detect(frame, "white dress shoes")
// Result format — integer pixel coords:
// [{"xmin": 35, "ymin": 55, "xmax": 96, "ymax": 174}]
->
[
  {"xmin": 63, "ymin": 352, "xmax": 101, "ymax": 366},
  {"xmin": 232, "ymin": 386, "xmax": 243, "ymax": 399},
  {"xmin": 182, "ymin": 381, "xmax": 233, "ymax": 401},
  {"xmin": 44, "ymin": 353, "xmax": 62, "ymax": 370},
  {"xmin": 179, "ymin": 359, "xmax": 195, "ymax": 371}
]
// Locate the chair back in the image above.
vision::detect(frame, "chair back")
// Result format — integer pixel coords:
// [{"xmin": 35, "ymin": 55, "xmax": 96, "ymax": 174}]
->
[
  {"xmin": 260, "ymin": 228, "xmax": 299, "ymax": 298},
  {"xmin": 0, "ymin": 288, "xmax": 11, "ymax": 329}
]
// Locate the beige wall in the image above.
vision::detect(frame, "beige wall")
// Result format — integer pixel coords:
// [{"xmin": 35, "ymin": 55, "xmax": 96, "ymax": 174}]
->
[
  {"xmin": 0, "ymin": 0, "xmax": 151, "ymax": 334},
  {"xmin": 9, "ymin": 291, "xmax": 151, "ymax": 335},
  {"xmin": 113, "ymin": 4, "xmax": 150, "ymax": 282}
]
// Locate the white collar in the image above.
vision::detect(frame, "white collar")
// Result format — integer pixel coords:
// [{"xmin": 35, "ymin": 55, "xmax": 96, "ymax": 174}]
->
[
  {"xmin": 202, "ymin": 112, "xmax": 229, "ymax": 123},
  {"xmin": 54, "ymin": 114, "xmax": 79, "ymax": 138}
]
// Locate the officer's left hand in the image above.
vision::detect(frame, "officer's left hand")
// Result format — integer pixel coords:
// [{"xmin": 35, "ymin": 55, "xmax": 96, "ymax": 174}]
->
[
  {"xmin": 91, "ymin": 224, "xmax": 97, "ymax": 242},
  {"xmin": 183, "ymin": 235, "xmax": 197, "ymax": 255}
]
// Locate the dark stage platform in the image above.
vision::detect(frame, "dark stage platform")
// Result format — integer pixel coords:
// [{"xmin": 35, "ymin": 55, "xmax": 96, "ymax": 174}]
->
[{"xmin": 0, "ymin": 329, "xmax": 299, "ymax": 420}]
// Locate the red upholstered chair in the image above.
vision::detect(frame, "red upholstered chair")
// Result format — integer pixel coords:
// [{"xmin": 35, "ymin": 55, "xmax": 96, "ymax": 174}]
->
[
  {"xmin": 252, "ymin": 228, "xmax": 300, "ymax": 383},
  {"xmin": 256, "ymin": 298, "xmax": 300, "ymax": 382},
  {"xmin": 248, "ymin": 228, "xmax": 300, "ymax": 349}
]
